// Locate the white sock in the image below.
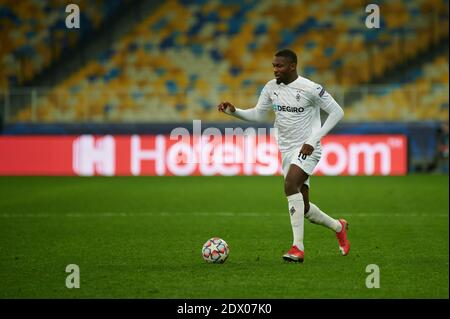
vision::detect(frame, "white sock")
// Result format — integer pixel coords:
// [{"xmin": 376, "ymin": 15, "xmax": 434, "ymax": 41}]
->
[
  {"xmin": 305, "ymin": 202, "xmax": 342, "ymax": 232},
  {"xmin": 287, "ymin": 193, "xmax": 304, "ymax": 251}
]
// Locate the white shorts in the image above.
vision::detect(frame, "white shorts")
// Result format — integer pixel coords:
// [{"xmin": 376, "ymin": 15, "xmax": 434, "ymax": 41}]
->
[{"xmin": 281, "ymin": 145, "xmax": 322, "ymax": 187}]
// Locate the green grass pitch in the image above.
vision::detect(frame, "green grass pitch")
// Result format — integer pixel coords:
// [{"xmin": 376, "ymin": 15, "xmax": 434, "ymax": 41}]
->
[{"xmin": 0, "ymin": 175, "xmax": 448, "ymax": 298}]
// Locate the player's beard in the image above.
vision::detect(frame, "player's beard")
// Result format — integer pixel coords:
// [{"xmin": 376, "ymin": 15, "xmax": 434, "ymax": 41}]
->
[{"xmin": 276, "ymin": 75, "xmax": 286, "ymax": 84}]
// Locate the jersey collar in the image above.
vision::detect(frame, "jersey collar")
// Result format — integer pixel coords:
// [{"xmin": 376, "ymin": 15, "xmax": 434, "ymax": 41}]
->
[{"xmin": 277, "ymin": 75, "xmax": 300, "ymax": 86}]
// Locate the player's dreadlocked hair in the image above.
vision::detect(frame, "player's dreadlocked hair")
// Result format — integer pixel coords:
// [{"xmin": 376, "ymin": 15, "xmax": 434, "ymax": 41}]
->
[{"xmin": 274, "ymin": 49, "xmax": 297, "ymax": 64}]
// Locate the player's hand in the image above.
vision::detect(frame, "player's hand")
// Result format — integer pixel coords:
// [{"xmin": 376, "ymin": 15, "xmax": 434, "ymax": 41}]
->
[
  {"xmin": 299, "ymin": 143, "xmax": 314, "ymax": 156},
  {"xmin": 217, "ymin": 101, "xmax": 236, "ymax": 113}
]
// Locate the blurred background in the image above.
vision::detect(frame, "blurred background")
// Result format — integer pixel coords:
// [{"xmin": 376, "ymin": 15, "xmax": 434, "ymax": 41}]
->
[{"xmin": 0, "ymin": 0, "xmax": 448, "ymax": 174}]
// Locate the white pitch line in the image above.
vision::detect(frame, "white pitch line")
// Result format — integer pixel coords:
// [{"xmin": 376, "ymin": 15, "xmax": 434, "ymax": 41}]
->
[{"xmin": 0, "ymin": 212, "xmax": 447, "ymax": 218}]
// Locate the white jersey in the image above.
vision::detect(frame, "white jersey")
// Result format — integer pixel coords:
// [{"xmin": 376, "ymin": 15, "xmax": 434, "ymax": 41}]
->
[{"xmin": 255, "ymin": 75, "xmax": 342, "ymax": 153}]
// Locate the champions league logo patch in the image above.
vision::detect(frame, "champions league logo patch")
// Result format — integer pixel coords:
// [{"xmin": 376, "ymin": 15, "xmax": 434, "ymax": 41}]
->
[{"xmin": 317, "ymin": 86, "xmax": 325, "ymax": 97}]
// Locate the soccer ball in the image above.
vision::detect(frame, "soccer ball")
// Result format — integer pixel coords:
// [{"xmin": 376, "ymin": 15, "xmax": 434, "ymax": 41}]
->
[{"xmin": 202, "ymin": 237, "xmax": 229, "ymax": 263}]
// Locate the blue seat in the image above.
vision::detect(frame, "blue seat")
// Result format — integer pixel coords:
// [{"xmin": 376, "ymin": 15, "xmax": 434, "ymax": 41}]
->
[
  {"xmin": 210, "ymin": 49, "xmax": 223, "ymax": 62},
  {"xmin": 254, "ymin": 23, "xmax": 267, "ymax": 36},
  {"xmin": 151, "ymin": 17, "xmax": 169, "ymax": 32},
  {"xmin": 324, "ymin": 47, "xmax": 335, "ymax": 57},
  {"xmin": 279, "ymin": 30, "xmax": 295, "ymax": 48},
  {"xmin": 104, "ymin": 68, "xmax": 120, "ymax": 82},
  {"xmin": 166, "ymin": 80, "xmax": 178, "ymax": 95},
  {"xmin": 294, "ymin": 17, "xmax": 318, "ymax": 35},
  {"xmin": 160, "ymin": 33, "xmax": 177, "ymax": 50}
]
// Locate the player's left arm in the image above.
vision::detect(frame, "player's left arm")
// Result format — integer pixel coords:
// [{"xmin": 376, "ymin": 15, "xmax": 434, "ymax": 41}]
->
[{"xmin": 300, "ymin": 86, "xmax": 344, "ymax": 156}]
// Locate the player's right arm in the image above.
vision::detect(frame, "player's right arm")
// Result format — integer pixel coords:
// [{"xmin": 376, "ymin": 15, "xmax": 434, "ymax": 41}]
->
[
  {"xmin": 217, "ymin": 83, "xmax": 273, "ymax": 122},
  {"xmin": 217, "ymin": 102, "xmax": 268, "ymax": 122}
]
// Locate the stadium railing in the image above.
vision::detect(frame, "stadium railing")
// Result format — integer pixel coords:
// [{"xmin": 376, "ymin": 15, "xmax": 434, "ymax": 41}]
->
[{"xmin": 1, "ymin": 84, "xmax": 448, "ymax": 123}]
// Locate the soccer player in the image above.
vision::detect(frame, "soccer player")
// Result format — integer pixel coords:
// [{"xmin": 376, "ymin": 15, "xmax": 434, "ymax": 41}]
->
[{"xmin": 217, "ymin": 49, "xmax": 350, "ymax": 262}]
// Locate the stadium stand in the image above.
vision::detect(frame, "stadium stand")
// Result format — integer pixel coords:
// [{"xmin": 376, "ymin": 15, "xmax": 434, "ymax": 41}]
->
[
  {"xmin": 2, "ymin": 0, "xmax": 449, "ymax": 123},
  {"xmin": 0, "ymin": 0, "xmax": 126, "ymax": 89},
  {"xmin": 346, "ymin": 53, "xmax": 449, "ymax": 121}
]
